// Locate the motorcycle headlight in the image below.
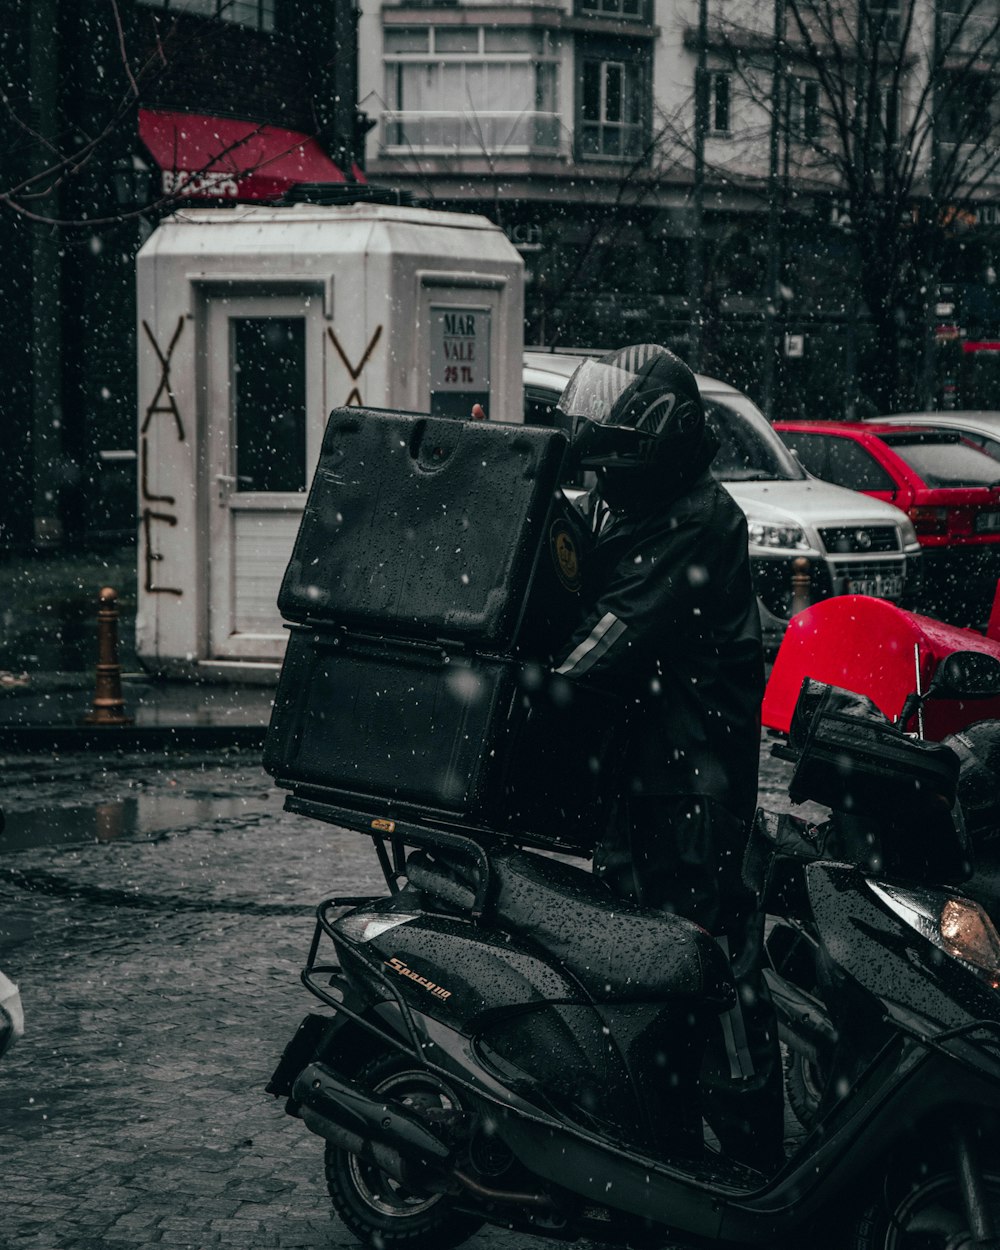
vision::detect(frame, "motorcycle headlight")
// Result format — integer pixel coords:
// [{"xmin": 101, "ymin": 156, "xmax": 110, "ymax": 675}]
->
[
  {"xmin": 869, "ymin": 882, "xmax": 1000, "ymax": 988},
  {"xmin": 746, "ymin": 519, "xmax": 809, "ymax": 551}
]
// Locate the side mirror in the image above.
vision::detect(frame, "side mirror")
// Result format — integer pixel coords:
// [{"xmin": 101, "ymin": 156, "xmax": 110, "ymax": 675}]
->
[{"xmin": 929, "ymin": 651, "xmax": 1000, "ymax": 701}]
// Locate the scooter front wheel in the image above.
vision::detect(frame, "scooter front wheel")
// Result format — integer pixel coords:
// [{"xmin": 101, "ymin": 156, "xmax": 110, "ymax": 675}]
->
[
  {"xmin": 784, "ymin": 1049, "xmax": 825, "ymax": 1130},
  {"xmin": 324, "ymin": 1051, "xmax": 484, "ymax": 1250},
  {"xmin": 849, "ymin": 1156, "xmax": 1000, "ymax": 1248}
]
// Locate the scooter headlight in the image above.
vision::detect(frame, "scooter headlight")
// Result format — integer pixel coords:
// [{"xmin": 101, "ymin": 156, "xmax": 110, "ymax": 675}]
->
[
  {"xmin": 869, "ymin": 882, "xmax": 1000, "ymax": 988},
  {"xmin": 939, "ymin": 898, "xmax": 1000, "ymax": 978}
]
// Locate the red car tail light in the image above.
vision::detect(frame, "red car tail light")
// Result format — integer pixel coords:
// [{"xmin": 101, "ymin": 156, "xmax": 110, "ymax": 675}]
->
[{"xmin": 907, "ymin": 505, "xmax": 949, "ymax": 535}]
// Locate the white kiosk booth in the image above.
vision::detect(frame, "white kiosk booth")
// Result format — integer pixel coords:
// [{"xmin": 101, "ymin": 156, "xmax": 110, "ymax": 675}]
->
[{"xmin": 135, "ymin": 201, "xmax": 524, "ymax": 678}]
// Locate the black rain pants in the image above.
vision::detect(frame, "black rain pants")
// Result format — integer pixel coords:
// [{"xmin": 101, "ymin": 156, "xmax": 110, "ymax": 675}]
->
[{"xmin": 593, "ymin": 793, "xmax": 786, "ymax": 1172}]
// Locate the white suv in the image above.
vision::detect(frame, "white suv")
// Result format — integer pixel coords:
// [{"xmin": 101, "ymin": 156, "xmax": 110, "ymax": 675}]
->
[{"xmin": 523, "ymin": 350, "xmax": 923, "ymax": 649}]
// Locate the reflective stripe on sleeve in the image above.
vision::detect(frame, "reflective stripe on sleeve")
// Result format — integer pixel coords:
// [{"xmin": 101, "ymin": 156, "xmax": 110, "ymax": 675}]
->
[{"xmin": 554, "ymin": 612, "xmax": 627, "ymax": 677}]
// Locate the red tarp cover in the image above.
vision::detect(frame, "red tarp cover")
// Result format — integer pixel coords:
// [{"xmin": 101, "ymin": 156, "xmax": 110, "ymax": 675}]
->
[
  {"xmin": 138, "ymin": 109, "xmax": 348, "ymax": 200},
  {"xmin": 762, "ymin": 594, "xmax": 1000, "ymax": 740}
]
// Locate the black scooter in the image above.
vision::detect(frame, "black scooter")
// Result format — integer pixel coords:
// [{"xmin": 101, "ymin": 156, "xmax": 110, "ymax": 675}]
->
[
  {"xmin": 764, "ymin": 651, "xmax": 1000, "ymax": 1138},
  {"xmin": 268, "ymin": 658, "xmax": 1000, "ymax": 1249}
]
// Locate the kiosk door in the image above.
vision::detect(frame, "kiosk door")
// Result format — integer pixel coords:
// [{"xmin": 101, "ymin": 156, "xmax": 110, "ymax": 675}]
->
[{"xmin": 205, "ymin": 294, "xmax": 323, "ymax": 660}]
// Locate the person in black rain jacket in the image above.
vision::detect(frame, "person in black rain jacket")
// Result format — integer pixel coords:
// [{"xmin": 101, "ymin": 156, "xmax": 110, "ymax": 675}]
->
[{"xmin": 549, "ymin": 343, "xmax": 784, "ymax": 1172}]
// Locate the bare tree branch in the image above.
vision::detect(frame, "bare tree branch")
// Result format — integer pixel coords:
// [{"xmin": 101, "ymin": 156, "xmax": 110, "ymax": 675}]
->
[
  {"xmin": 654, "ymin": 0, "xmax": 1000, "ymax": 407},
  {"xmin": 110, "ymin": 0, "xmax": 141, "ymax": 100}
]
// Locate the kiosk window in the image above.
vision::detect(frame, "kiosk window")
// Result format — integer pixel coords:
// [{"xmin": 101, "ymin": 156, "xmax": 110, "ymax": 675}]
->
[{"xmin": 233, "ymin": 317, "xmax": 306, "ymax": 492}]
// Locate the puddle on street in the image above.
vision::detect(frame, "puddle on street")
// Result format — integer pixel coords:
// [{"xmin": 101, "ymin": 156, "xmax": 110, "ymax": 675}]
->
[{"xmin": 0, "ymin": 793, "xmax": 270, "ymax": 851}]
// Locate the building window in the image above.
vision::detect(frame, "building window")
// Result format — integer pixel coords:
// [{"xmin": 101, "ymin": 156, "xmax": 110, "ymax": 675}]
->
[
  {"xmin": 383, "ymin": 27, "xmax": 560, "ymax": 154},
  {"xmin": 578, "ymin": 47, "xmax": 647, "ymax": 158},
  {"xmin": 578, "ymin": 0, "xmax": 648, "ymax": 22},
  {"xmin": 875, "ymin": 82, "xmax": 901, "ymax": 149},
  {"xmin": 787, "ymin": 77, "xmax": 821, "ymax": 142},
  {"xmin": 710, "ymin": 72, "xmax": 731, "ymax": 134},
  {"xmin": 940, "ymin": 0, "xmax": 999, "ymax": 55},
  {"xmin": 135, "ymin": 0, "xmax": 275, "ymax": 32},
  {"xmin": 867, "ymin": 0, "xmax": 901, "ymax": 42},
  {"xmin": 938, "ymin": 69, "xmax": 996, "ymax": 144}
]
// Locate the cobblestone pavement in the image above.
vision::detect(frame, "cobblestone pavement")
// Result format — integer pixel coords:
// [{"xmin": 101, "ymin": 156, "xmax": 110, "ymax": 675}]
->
[{"xmin": 0, "ymin": 740, "xmax": 797, "ymax": 1250}]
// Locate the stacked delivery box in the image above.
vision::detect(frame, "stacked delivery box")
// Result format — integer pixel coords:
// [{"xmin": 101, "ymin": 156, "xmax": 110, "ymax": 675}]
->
[{"xmin": 262, "ymin": 406, "xmax": 623, "ymax": 856}]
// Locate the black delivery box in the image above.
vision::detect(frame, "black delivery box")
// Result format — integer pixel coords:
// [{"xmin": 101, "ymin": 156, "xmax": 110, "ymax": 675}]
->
[
  {"xmin": 263, "ymin": 627, "xmax": 622, "ymax": 853},
  {"xmin": 263, "ymin": 407, "xmax": 622, "ymax": 855},
  {"xmin": 276, "ymin": 407, "xmax": 588, "ymax": 655}
]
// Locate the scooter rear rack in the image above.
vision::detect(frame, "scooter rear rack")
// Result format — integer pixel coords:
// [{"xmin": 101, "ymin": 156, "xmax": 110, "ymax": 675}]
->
[
  {"xmin": 281, "ymin": 787, "xmax": 591, "ymax": 862},
  {"xmin": 284, "ymin": 793, "xmax": 501, "ymax": 914}
]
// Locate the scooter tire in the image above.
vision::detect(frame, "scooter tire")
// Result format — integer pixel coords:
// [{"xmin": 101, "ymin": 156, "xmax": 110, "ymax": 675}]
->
[
  {"xmin": 784, "ymin": 1049, "xmax": 824, "ymax": 1130},
  {"xmin": 846, "ymin": 1153, "xmax": 1000, "ymax": 1248},
  {"xmin": 324, "ymin": 1051, "xmax": 484, "ymax": 1250}
]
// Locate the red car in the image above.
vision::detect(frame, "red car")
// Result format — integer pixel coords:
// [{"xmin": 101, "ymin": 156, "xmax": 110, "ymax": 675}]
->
[{"xmin": 773, "ymin": 420, "xmax": 1000, "ymax": 627}]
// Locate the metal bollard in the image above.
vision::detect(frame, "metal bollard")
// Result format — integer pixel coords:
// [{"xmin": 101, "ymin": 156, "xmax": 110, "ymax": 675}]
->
[
  {"xmin": 790, "ymin": 556, "xmax": 812, "ymax": 619},
  {"xmin": 83, "ymin": 587, "xmax": 133, "ymax": 726}
]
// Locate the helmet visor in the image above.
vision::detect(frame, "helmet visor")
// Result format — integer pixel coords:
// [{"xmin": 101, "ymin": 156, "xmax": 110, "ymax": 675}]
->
[{"xmin": 555, "ymin": 358, "xmax": 637, "ymax": 426}]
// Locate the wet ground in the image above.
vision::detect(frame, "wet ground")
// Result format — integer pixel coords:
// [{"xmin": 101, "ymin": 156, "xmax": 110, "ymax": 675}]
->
[
  {"xmin": 1, "ymin": 739, "xmax": 800, "ymax": 1250},
  {"xmin": 0, "ymin": 747, "xmax": 272, "ymax": 851}
]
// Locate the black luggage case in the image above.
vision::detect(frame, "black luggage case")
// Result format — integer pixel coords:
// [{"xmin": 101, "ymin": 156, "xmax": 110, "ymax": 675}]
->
[
  {"xmin": 277, "ymin": 407, "xmax": 588, "ymax": 656},
  {"xmin": 263, "ymin": 626, "xmax": 623, "ymax": 852},
  {"xmin": 264, "ymin": 406, "xmax": 622, "ymax": 856}
]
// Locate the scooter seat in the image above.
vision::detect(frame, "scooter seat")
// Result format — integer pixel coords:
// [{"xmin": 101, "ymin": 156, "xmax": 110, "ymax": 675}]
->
[{"xmin": 405, "ymin": 847, "xmax": 735, "ymax": 1008}]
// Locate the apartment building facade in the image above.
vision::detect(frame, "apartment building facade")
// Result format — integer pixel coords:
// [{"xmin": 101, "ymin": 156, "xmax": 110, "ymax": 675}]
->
[{"xmin": 358, "ymin": 0, "xmax": 1000, "ymax": 417}]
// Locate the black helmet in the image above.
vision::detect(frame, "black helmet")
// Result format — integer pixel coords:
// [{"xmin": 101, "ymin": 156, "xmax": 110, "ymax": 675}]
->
[
  {"xmin": 944, "ymin": 719, "xmax": 1000, "ymax": 845},
  {"xmin": 557, "ymin": 345, "xmax": 717, "ymax": 507}
]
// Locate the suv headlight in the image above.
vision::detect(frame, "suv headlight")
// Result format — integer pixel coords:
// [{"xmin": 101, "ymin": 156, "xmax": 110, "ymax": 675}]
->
[
  {"xmin": 897, "ymin": 515, "xmax": 920, "ymax": 547},
  {"xmin": 746, "ymin": 519, "xmax": 809, "ymax": 551}
]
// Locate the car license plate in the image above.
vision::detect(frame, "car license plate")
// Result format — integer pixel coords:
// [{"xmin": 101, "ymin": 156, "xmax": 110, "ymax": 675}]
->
[
  {"xmin": 847, "ymin": 574, "xmax": 904, "ymax": 598},
  {"xmin": 976, "ymin": 510, "xmax": 1000, "ymax": 533}
]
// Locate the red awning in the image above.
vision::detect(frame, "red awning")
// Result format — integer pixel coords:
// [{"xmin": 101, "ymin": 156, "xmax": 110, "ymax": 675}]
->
[{"xmin": 138, "ymin": 109, "xmax": 350, "ymax": 201}]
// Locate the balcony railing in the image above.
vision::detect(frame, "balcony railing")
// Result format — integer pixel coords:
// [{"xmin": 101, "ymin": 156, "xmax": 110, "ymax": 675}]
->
[
  {"xmin": 940, "ymin": 10, "xmax": 1000, "ymax": 56},
  {"xmin": 381, "ymin": 111, "xmax": 563, "ymax": 155},
  {"xmin": 579, "ymin": 120, "xmax": 646, "ymax": 158}
]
